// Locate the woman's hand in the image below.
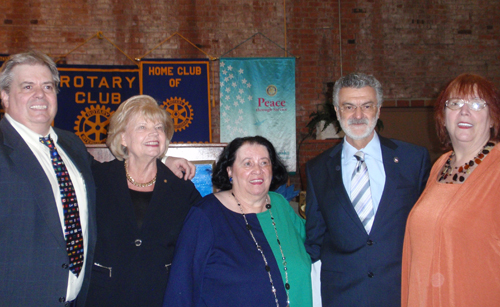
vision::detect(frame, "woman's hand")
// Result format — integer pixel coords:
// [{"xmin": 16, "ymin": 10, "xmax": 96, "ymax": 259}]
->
[{"xmin": 164, "ymin": 156, "xmax": 196, "ymax": 180}]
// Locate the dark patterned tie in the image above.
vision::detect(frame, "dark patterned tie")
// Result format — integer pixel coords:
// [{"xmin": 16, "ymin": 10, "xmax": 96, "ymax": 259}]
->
[{"xmin": 40, "ymin": 136, "xmax": 84, "ymax": 277}]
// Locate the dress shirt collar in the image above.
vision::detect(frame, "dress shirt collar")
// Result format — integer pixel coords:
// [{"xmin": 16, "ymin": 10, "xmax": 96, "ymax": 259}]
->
[
  {"xmin": 5, "ymin": 113, "xmax": 58, "ymax": 143},
  {"xmin": 342, "ymin": 132, "xmax": 383, "ymax": 163}
]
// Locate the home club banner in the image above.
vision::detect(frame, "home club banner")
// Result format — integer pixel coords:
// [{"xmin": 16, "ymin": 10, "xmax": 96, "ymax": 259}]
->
[
  {"xmin": 140, "ymin": 59, "xmax": 211, "ymax": 143},
  {"xmin": 56, "ymin": 65, "xmax": 139, "ymax": 144},
  {"xmin": 219, "ymin": 58, "xmax": 296, "ymax": 172}
]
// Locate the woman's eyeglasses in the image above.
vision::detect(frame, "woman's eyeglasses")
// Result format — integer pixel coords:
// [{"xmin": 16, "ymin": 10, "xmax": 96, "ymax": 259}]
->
[{"xmin": 445, "ymin": 98, "xmax": 487, "ymax": 111}]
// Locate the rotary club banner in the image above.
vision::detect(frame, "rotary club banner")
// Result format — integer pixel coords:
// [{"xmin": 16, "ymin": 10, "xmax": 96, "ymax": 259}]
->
[
  {"xmin": 140, "ymin": 59, "xmax": 211, "ymax": 143},
  {"xmin": 56, "ymin": 65, "xmax": 140, "ymax": 144},
  {"xmin": 219, "ymin": 58, "xmax": 296, "ymax": 172}
]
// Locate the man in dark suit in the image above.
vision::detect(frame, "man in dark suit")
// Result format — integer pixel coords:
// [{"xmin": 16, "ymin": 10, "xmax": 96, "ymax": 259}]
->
[
  {"xmin": 305, "ymin": 73, "xmax": 431, "ymax": 306},
  {"xmin": 0, "ymin": 51, "xmax": 194, "ymax": 306},
  {"xmin": 0, "ymin": 51, "xmax": 97, "ymax": 306}
]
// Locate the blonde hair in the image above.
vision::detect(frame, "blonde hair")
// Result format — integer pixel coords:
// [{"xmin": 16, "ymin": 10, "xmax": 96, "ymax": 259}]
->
[{"xmin": 106, "ymin": 95, "xmax": 174, "ymax": 160}]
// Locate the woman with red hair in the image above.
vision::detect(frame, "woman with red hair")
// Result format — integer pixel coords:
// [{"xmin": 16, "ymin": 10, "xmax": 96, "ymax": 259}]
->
[{"xmin": 402, "ymin": 73, "xmax": 500, "ymax": 306}]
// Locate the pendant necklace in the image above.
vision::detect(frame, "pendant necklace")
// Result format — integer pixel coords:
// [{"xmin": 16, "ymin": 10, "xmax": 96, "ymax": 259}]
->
[{"xmin": 232, "ymin": 192, "xmax": 290, "ymax": 307}]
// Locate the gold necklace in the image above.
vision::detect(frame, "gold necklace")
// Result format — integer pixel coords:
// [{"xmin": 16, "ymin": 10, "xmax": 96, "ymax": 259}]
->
[{"xmin": 124, "ymin": 160, "xmax": 156, "ymax": 187}]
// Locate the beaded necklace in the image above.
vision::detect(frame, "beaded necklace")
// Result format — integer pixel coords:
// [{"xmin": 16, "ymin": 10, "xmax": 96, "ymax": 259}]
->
[
  {"xmin": 231, "ymin": 192, "xmax": 290, "ymax": 307},
  {"xmin": 438, "ymin": 142, "xmax": 495, "ymax": 183}
]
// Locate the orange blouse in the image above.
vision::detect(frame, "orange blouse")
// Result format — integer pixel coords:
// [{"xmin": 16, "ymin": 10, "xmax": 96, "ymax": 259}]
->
[{"xmin": 402, "ymin": 144, "xmax": 500, "ymax": 307}]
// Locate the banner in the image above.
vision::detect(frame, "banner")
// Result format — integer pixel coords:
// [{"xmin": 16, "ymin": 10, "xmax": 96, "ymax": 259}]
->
[
  {"xmin": 140, "ymin": 59, "xmax": 211, "ymax": 143},
  {"xmin": 219, "ymin": 58, "xmax": 296, "ymax": 172},
  {"xmin": 56, "ymin": 65, "xmax": 139, "ymax": 144}
]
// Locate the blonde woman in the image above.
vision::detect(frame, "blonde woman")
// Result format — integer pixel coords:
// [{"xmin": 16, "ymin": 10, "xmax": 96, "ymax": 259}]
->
[{"xmin": 83, "ymin": 95, "xmax": 202, "ymax": 307}]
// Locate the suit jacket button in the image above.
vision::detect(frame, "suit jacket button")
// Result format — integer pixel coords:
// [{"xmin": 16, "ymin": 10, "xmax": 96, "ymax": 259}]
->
[
  {"xmin": 62, "ymin": 263, "xmax": 69, "ymax": 269},
  {"xmin": 59, "ymin": 297, "xmax": 66, "ymax": 303},
  {"xmin": 368, "ymin": 272, "xmax": 374, "ymax": 278},
  {"xmin": 367, "ymin": 240, "xmax": 373, "ymax": 246},
  {"xmin": 135, "ymin": 239, "xmax": 142, "ymax": 246}
]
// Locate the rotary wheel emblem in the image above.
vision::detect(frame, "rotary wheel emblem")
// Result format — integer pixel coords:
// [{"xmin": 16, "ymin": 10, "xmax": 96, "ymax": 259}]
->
[
  {"xmin": 74, "ymin": 105, "xmax": 114, "ymax": 144},
  {"xmin": 266, "ymin": 85, "xmax": 277, "ymax": 96},
  {"xmin": 161, "ymin": 97, "xmax": 194, "ymax": 132}
]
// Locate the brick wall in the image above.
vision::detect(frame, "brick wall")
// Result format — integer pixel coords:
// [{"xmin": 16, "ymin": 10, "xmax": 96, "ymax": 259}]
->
[{"xmin": 1, "ymin": 0, "xmax": 499, "ymax": 189}]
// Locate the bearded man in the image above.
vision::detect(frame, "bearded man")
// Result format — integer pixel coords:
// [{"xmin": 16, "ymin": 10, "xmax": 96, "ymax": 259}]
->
[{"xmin": 305, "ymin": 73, "xmax": 431, "ymax": 307}]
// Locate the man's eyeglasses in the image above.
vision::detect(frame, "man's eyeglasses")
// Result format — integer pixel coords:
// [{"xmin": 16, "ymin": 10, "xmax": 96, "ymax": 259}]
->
[
  {"xmin": 445, "ymin": 98, "xmax": 487, "ymax": 111},
  {"xmin": 338, "ymin": 103, "xmax": 378, "ymax": 114}
]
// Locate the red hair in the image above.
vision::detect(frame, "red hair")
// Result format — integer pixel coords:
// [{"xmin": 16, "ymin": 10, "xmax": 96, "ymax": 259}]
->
[{"xmin": 435, "ymin": 73, "xmax": 500, "ymax": 150}]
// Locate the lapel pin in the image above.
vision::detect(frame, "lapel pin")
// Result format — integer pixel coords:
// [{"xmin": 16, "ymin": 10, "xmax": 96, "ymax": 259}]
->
[
  {"xmin": 164, "ymin": 179, "xmax": 168, "ymax": 183},
  {"xmin": 394, "ymin": 157, "xmax": 399, "ymax": 163}
]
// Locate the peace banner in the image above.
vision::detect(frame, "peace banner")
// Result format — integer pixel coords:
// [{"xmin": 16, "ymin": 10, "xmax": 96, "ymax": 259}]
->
[
  {"xmin": 219, "ymin": 58, "xmax": 296, "ymax": 172},
  {"xmin": 140, "ymin": 59, "xmax": 211, "ymax": 143}
]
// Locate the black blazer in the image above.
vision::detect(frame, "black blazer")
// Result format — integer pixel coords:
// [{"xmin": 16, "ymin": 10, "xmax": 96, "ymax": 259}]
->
[
  {"xmin": 0, "ymin": 118, "xmax": 97, "ymax": 306},
  {"xmin": 83, "ymin": 159, "xmax": 202, "ymax": 307},
  {"xmin": 305, "ymin": 136, "xmax": 431, "ymax": 307}
]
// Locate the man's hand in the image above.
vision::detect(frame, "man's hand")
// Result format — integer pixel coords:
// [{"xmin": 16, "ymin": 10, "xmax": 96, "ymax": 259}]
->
[{"xmin": 164, "ymin": 156, "xmax": 196, "ymax": 180}]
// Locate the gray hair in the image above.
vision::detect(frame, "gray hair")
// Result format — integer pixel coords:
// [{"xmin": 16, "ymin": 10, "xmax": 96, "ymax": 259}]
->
[
  {"xmin": 332, "ymin": 73, "xmax": 383, "ymax": 107},
  {"xmin": 0, "ymin": 50, "xmax": 60, "ymax": 94}
]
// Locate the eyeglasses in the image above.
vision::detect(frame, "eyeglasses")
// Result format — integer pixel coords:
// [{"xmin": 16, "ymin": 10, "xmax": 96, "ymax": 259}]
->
[
  {"xmin": 338, "ymin": 103, "xmax": 378, "ymax": 114},
  {"xmin": 445, "ymin": 98, "xmax": 487, "ymax": 111}
]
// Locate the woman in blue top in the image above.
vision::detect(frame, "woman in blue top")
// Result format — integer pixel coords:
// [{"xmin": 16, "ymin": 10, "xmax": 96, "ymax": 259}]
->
[{"xmin": 164, "ymin": 136, "xmax": 312, "ymax": 307}]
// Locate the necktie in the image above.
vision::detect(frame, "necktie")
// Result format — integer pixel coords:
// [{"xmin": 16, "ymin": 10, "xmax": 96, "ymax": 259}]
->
[
  {"xmin": 350, "ymin": 151, "xmax": 375, "ymax": 234},
  {"xmin": 40, "ymin": 136, "xmax": 84, "ymax": 277}
]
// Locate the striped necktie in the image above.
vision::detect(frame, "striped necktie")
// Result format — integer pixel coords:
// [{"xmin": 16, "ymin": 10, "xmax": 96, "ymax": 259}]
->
[
  {"xmin": 350, "ymin": 151, "xmax": 375, "ymax": 234},
  {"xmin": 40, "ymin": 136, "xmax": 84, "ymax": 277}
]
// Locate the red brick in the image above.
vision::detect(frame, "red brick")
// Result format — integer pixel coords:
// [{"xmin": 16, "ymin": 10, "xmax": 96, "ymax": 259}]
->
[
  {"xmin": 411, "ymin": 100, "xmax": 425, "ymax": 107},
  {"xmin": 396, "ymin": 100, "xmax": 410, "ymax": 107},
  {"xmin": 0, "ymin": 0, "xmax": 498, "ymax": 188}
]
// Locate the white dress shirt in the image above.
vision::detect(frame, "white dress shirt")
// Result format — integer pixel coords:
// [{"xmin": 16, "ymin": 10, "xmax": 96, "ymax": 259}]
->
[{"xmin": 341, "ymin": 132, "xmax": 386, "ymax": 214}]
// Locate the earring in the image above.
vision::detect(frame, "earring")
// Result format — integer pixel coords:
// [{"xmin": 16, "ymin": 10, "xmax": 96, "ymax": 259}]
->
[{"xmin": 229, "ymin": 177, "xmax": 233, "ymax": 183}]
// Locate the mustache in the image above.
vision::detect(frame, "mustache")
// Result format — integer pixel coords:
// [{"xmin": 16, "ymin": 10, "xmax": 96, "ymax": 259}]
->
[{"xmin": 347, "ymin": 118, "xmax": 369, "ymax": 125}]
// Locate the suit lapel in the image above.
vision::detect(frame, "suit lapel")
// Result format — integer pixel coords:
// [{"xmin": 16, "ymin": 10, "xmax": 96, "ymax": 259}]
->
[
  {"xmin": 0, "ymin": 119, "xmax": 66, "ymax": 249},
  {"xmin": 144, "ymin": 160, "xmax": 173, "ymax": 226},
  {"xmin": 371, "ymin": 136, "xmax": 399, "ymax": 232},
  {"xmin": 108, "ymin": 160, "xmax": 139, "ymax": 231},
  {"xmin": 327, "ymin": 141, "xmax": 367, "ymax": 232}
]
